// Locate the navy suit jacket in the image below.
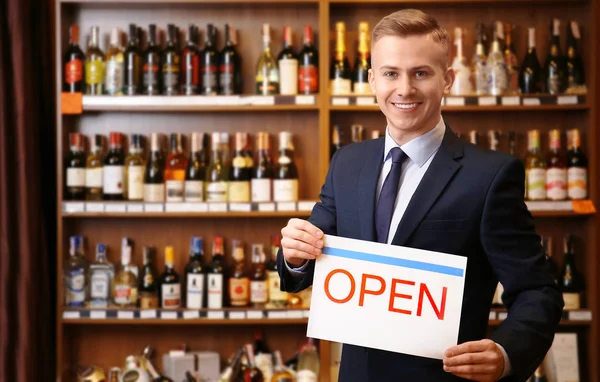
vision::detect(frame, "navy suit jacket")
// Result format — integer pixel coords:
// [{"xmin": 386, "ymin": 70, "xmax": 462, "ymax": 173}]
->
[{"xmin": 277, "ymin": 125, "xmax": 563, "ymax": 382}]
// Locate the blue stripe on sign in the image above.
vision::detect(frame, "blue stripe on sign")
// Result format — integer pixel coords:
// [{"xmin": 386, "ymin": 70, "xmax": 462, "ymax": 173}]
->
[{"xmin": 322, "ymin": 246, "xmax": 464, "ymax": 277}]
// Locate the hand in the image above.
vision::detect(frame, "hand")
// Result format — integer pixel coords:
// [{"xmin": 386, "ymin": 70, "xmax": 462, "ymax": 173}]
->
[
  {"xmin": 443, "ymin": 339, "xmax": 504, "ymax": 382},
  {"xmin": 281, "ymin": 218, "xmax": 324, "ymax": 267}
]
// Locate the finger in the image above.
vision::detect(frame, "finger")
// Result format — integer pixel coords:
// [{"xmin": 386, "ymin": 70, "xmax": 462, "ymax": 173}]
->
[
  {"xmin": 443, "ymin": 363, "xmax": 498, "ymax": 375},
  {"xmin": 445, "ymin": 340, "xmax": 493, "ymax": 357},
  {"xmin": 288, "ymin": 218, "xmax": 323, "ymax": 239},
  {"xmin": 443, "ymin": 351, "xmax": 495, "ymax": 367},
  {"xmin": 283, "ymin": 226, "xmax": 323, "ymax": 249},
  {"xmin": 283, "ymin": 248, "xmax": 317, "ymax": 261},
  {"xmin": 281, "ymin": 237, "xmax": 322, "ymax": 256}
]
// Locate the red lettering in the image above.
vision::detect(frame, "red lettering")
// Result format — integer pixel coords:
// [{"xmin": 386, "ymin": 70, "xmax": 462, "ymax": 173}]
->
[
  {"xmin": 324, "ymin": 269, "xmax": 355, "ymax": 304},
  {"xmin": 417, "ymin": 283, "xmax": 447, "ymax": 320},
  {"xmin": 359, "ymin": 273, "xmax": 386, "ymax": 306},
  {"xmin": 388, "ymin": 278, "xmax": 415, "ymax": 315}
]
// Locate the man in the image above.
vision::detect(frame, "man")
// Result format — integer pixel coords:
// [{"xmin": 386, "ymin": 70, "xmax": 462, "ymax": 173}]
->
[{"xmin": 276, "ymin": 9, "xmax": 564, "ymax": 382}]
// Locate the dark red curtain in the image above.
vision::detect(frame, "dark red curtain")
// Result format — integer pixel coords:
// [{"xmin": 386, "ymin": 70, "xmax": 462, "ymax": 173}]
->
[{"xmin": 0, "ymin": 0, "xmax": 56, "ymax": 380}]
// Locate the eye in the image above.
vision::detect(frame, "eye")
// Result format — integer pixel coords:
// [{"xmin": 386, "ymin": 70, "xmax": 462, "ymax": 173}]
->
[
  {"xmin": 415, "ymin": 71, "xmax": 428, "ymax": 78},
  {"xmin": 383, "ymin": 71, "xmax": 397, "ymax": 78}
]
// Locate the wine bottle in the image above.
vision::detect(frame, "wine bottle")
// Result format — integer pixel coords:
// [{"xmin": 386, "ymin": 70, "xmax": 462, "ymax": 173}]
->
[
  {"xmin": 229, "ymin": 239, "xmax": 250, "ymax": 307},
  {"xmin": 278, "ymin": 26, "xmax": 299, "ymax": 95},
  {"xmin": 298, "ymin": 25, "xmax": 319, "ymax": 95},
  {"xmin": 351, "ymin": 124, "xmax": 364, "ymax": 143},
  {"xmin": 124, "ymin": 134, "xmax": 145, "ymax": 201},
  {"xmin": 205, "ymin": 132, "xmax": 229, "ymax": 202},
  {"xmin": 85, "ymin": 134, "xmax": 104, "ymax": 201},
  {"xmin": 143, "ymin": 24, "xmax": 162, "ymax": 95},
  {"xmin": 468, "ymin": 130, "xmax": 479, "ymax": 146},
  {"xmin": 201, "ymin": 23, "xmax": 219, "ymax": 96},
  {"xmin": 251, "ymin": 132, "xmax": 274, "ymax": 203},
  {"xmin": 105, "ymin": 27, "xmax": 125, "ymax": 96},
  {"xmin": 243, "ymin": 344, "xmax": 265, "ymax": 382},
  {"xmin": 207, "ymin": 236, "xmax": 225, "ymax": 309},
  {"xmin": 159, "ymin": 246, "xmax": 181, "ymax": 310},
  {"xmin": 228, "ymin": 132, "xmax": 252, "ymax": 202},
  {"xmin": 162, "ymin": 24, "xmax": 180, "ymax": 96},
  {"xmin": 508, "ymin": 131, "xmax": 517, "ymax": 157},
  {"xmin": 544, "ymin": 19, "xmax": 566, "ymax": 94},
  {"xmin": 503, "ymin": 22, "xmax": 520, "ymax": 95},
  {"xmin": 487, "ymin": 21, "xmax": 508, "ymax": 96},
  {"xmin": 559, "ymin": 234, "xmax": 585, "ymax": 310},
  {"xmin": 541, "ymin": 236, "xmax": 558, "ymax": 284},
  {"xmin": 352, "ymin": 21, "xmax": 371, "ymax": 95},
  {"xmin": 297, "ymin": 338, "xmax": 320, "ymax": 382},
  {"xmin": 266, "ymin": 234, "xmax": 287, "ymax": 307},
  {"xmin": 165, "ymin": 133, "xmax": 188, "ymax": 202},
  {"xmin": 139, "ymin": 246, "xmax": 158, "ymax": 309},
  {"xmin": 85, "ymin": 26, "xmax": 105, "ymax": 95},
  {"xmin": 250, "ymin": 244, "xmax": 268, "ymax": 307},
  {"xmin": 181, "ymin": 24, "xmax": 200, "ymax": 96},
  {"xmin": 65, "ymin": 133, "xmax": 86, "ymax": 200},
  {"xmin": 64, "ymin": 25, "xmax": 85, "ymax": 92},
  {"xmin": 185, "ymin": 132, "xmax": 206, "ymax": 202},
  {"xmin": 256, "ymin": 23, "xmax": 280, "ymax": 95},
  {"xmin": 330, "ymin": 22, "xmax": 352, "ymax": 95},
  {"xmin": 525, "ymin": 129, "xmax": 546, "ymax": 201},
  {"xmin": 113, "ymin": 242, "xmax": 138, "ymax": 308},
  {"xmin": 531, "ymin": 362, "xmax": 547, "ymax": 382},
  {"xmin": 124, "ymin": 23, "xmax": 142, "ymax": 95},
  {"xmin": 274, "ymin": 132, "xmax": 299, "ymax": 202},
  {"xmin": 566, "ymin": 21, "xmax": 585, "ymax": 89},
  {"xmin": 450, "ymin": 27, "xmax": 473, "ymax": 95},
  {"xmin": 545, "ymin": 129, "xmax": 567, "ymax": 201},
  {"xmin": 331, "ymin": 124, "xmax": 342, "ymax": 159},
  {"xmin": 471, "ymin": 23, "xmax": 489, "ymax": 95},
  {"xmin": 219, "ymin": 24, "xmax": 242, "ymax": 95},
  {"xmin": 488, "ymin": 130, "xmax": 500, "ymax": 151},
  {"xmin": 566, "ymin": 128, "xmax": 588, "ymax": 200},
  {"xmin": 185, "ymin": 237, "xmax": 205, "ymax": 309},
  {"xmin": 519, "ymin": 27, "xmax": 541, "ymax": 94},
  {"xmin": 103, "ymin": 132, "xmax": 126, "ymax": 201},
  {"xmin": 143, "ymin": 133, "xmax": 165, "ymax": 202}
]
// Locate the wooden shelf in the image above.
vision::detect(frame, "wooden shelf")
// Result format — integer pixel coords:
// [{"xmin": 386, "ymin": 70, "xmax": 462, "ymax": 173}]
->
[
  {"xmin": 526, "ymin": 200, "xmax": 596, "ymax": 216},
  {"xmin": 329, "ymin": 0, "xmax": 584, "ymax": 3},
  {"xmin": 60, "ymin": 0, "xmax": 319, "ymax": 4},
  {"xmin": 489, "ymin": 309, "xmax": 592, "ymax": 326}
]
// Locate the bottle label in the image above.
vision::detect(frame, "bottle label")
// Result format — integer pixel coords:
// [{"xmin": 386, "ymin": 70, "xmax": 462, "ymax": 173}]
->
[
  {"xmin": 473, "ymin": 61, "xmax": 489, "ymax": 95},
  {"xmin": 114, "ymin": 284, "xmax": 132, "ymax": 305},
  {"xmin": 207, "ymin": 274, "xmax": 223, "ymax": 309},
  {"xmin": 296, "ymin": 370, "xmax": 318, "ymax": 382},
  {"xmin": 67, "ymin": 168, "xmax": 86, "ymax": 187},
  {"xmin": 91, "ymin": 272, "xmax": 109, "ymax": 299},
  {"xmin": 547, "ymin": 73, "xmax": 560, "ymax": 95},
  {"xmin": 186, "ymin": 274, "xmax": 204, "ymax": 309},
  {"xmin": 220, "ymin": 63, "xmax": 234, "ymax": 94},
  {"xmin": 140, "ymin": 293, "xmax": 159, "ymax": 309},
  {"xmin": 127, "ymin": 166, "xmax": 144, "ymax": 200},
  {"xmin": 255, "ymin": 353, "xmax": 274, "ymax": 380},
  {"xmin": 66, "ymin": 268, "xmax": 85, "ymax": 305},
  {"xmin": 298, "ymin": 65, "xmax": 318, "ymax": 93},
  {"xmin": 86, "ymin": 168, "xmax": 103, "ymax": 188},
  {"xmin": 183, "ymin": 54, "xmax": 200, "ymax": 94},
  {"xmin": 206, "ymin": 182, "xmax": 228, "ymax": 202},
  {"xmin": 273, "ymin": 179, "xmax": 298, "ymax": 202},
  {"xmin": 85, "ymin": 59, "xmax": 104, "ymax": 85},
  {"xmin": 125, "ymin": 54, "xmax": 141, "ymax": 94},
  {"xmin": 185, "ymin": 180, "xmax": 204, "ymax": 202},
  {"xmin": 103, "ymin": 165, "xmax": 124, "ymax": 195},
  {"xmin": 229, "ymin": 277, "xmax": 250, "ymax": 306},
  {"xmin": 488, "ymin": 59, "xmax": 508, "ymax": 95},
  {"xmin": 330, "ymin": 78, "xmax": 352, "ymax": 95},
  {"xmin": 568, "ymin": 167, "xmax": 587, "ymax": 200},
  {"xmin": 279, "ymin": 58, "xmax": 299, "ymax": 95},
  {"xmin": 353, "ymin": 82, "xmax": 372, "ymax": 95},
  {"xmin": 268, "ymin": 271, "xmax": 287, "ymax": 303},
  {"xmin": 166, "ymin": 180, "xmax": 184, "ymax": 202},
  {"xmin": 142, "ymin": 62, "xmax": 160, "ymax": 93},
  {"xmin": 144, "ymin": 184, "xmax": 165, "ymax": 202},
  {"xmin": 256, "ymin": 67, "xmax": 280, "ymax": 95},
  {"xmin": 105, "ymin": 60, "xmax": 124, "ymax": 95},
  {"xmin": 526, "ymin": 168, "xmax": 546, "ymax": 200},
  {"xmin": 161, "ymin": 284, "xmax": 181, "ymax": 309},
  {"xmin": 563, "ymin": 292, "xmax": 580, "ymax": 310},
  {"xmin": 163, "ymin": 64, "xmax": 180, "ymax": 94},
  {"xmin": 250, "ymin": 280, "xmax": 268, "ymax": 303},
  {"xmin": 546, "ymin": 168, "xmax": 567, "ymax": 200},
  {"xmin": 228, "ymin": 181, "xmax": 251, "ymax": 203},
  {"xmin": 202, "ymin": 65, "xmax": 218, "ymax": 95},
  {"xmin": 65, "ymin": 59, "xmax": 83, "ymax": 84},
  {"xmin": 251, "ymin": 178, "xmax": 272, "ymax": 202}
]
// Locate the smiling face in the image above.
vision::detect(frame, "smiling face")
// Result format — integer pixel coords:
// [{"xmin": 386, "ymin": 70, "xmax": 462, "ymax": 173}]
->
[{"xmin": 368, "ymin": 33, "xmax": 454, "ymax": 145}]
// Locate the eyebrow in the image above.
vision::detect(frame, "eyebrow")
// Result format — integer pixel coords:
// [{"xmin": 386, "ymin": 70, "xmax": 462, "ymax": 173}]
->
[{"xmin": 379, "ymin": 65, "xmax": 434, "ymax": 72}]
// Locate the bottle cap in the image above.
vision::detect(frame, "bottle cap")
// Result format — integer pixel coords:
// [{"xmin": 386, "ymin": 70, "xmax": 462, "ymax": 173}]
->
[
  {"xmin": 69, "ymin": 133, "xmax": 83, "ymax": 149},
  {"xmin": 109, "ymin": 132, "xmax": 122, "ymax": 146},
  {"xmin": 165, "ymin": 246, "xmax": 174, "ymax": 264},
  {"xmin": 304, "ymin": 25, "xmax": 312, "ymax": 43},
  {"xmin": 190, "ymin": 237, "xmax": 203, "ymax": 254},
  {"xmin": 110, "ymin": 28, "xmax": 119, "ymax": 45}
]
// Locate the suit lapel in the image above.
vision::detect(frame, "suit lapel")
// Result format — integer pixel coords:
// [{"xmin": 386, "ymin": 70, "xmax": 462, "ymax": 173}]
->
[
  {"xmin": 358, "ymin": 137, "xmax": 385, "ymax": 242},
  {"xmin": 391, "ymin": 126, "xmax": 464, "ymax": 246}
]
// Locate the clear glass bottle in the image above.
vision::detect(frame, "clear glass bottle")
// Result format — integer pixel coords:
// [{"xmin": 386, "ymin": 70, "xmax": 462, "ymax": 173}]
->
[
  {"xmin": 503, "ymin": 22, "xmax": 520, "ymax": 95},
  {"xmin": 471, "ymin": 23, "xmax": 488, "ymax": 95},
  {"xmin": 205, "ymin": 132, "xmax": 229, "ymax": 202},
  {"xmin": 64, "ymin": 235, "xmax": 87, "ymax": 307},
  {"xmin": 271, "ymin": 350, "xmax": 294, "ymax": 382},
  {"xmin": 273, "ymin": 132, "xmax": 299, "ymax": 202},
  {"xmin": 165, "ymin": 133, "xmax": 188, "ymax": 202},
  {"xmin": 229, "ymin": 239, "xmax": 250, "ymax": 307},
  {"xmin": 185, "ymin": 132, "xmax": 206, "ymax": 202},
  {"xmin": 487, "ymin": 21, "xmax": 508, "ymax": 96},
  {"xmin": 113, "ymin": 242, "xmax": 138, "ymax": 308},
  {"xmin": 250, "ymin": 244, "xmax": 268, "ymax": 307},
  {"xmin": 124, "ymin": 134, "xmax": 145, "ymax": 201},
  {"xmin": 85, "ymin": 134, "xmax": 104, "ymax": 201},
  {"xmin": 450, "ymin": 27, "xmax": 473, "ymax": 95},
  {"xmin": 105, "ymin": 27, "xmax": 125, "ymax": 95},
  {"xmin": 278, "ymin": 26, "xmax": 298, "ymax": 95},
  {"xmin": 88, "ymin": 243, "xmax": 114, "ymax": 307},
  {"xmin": 525, "ymin": 129, "xmax": 547, "ymax": 201},
  {"xmin": 256, "ymin": 23, "xmax": 280, "ymax": 95},
  {"xmin": 85, "ymin": 26, "xmax": 105, "ymax": 95},
  {"xmin": 296, "ymin": 338, "xmax": 320, "ymax": 382}
]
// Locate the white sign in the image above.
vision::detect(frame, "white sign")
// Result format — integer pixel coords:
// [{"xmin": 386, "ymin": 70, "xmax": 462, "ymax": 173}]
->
[{"xmin": 307, "ymin": 234, "xmax": 467, "ymax": 360}]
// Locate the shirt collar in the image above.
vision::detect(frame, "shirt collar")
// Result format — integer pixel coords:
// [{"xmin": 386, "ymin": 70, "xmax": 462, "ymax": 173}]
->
[{"xmin": 383, "ymin": 116, "xmax": 446, "ymax": 167}]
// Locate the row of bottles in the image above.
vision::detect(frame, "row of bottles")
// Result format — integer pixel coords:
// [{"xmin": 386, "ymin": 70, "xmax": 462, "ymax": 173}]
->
[
  {"xmin": 65, "ymin": 131, "xmax": 299, "ymax": 203},
  {"xmin": 63, "ymin": 23, "xmax": 318, "ymax": 96},
  {"xmin": 451, "ymin": 19, "xmax": 585, "ymax": 96},
  {"xmin": 64, "ymin": 234, "xmax": 312, "ymax": 310}
]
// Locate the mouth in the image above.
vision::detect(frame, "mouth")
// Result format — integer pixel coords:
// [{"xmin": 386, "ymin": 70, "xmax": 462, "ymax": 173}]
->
[{"xmin": 391, "ymin": 102, "xmax": 422, "ymax": 110}]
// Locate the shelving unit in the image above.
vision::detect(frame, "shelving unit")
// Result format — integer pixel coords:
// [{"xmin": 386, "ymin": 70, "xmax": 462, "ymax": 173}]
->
[{"xmin": 54, "ymin": 0, "xmax": 599, "ymax": 381}]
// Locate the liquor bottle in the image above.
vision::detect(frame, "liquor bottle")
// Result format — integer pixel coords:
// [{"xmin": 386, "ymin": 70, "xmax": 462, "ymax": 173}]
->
[
  {"xmin": 205, "ymin": 132, "xmax": 229, "ymax": 202},
  {"xmin": 567, "ymin": 128, "xmax": 587, "ymax": 200},
  {"xmin": 252, "ymin": 132, "xmax": 274, "ymax": 203},
  {"xmin": 503, "ymin": 22, "xmax": 520, "ymax": 95},
  {"xmin": 278, "ymin": 26, "xmax": 299, "ymax": 95},
  {"xmin": 519, "ymin": 27, "xmax": 541, "ymax": 94},
  {"xmin": 124, "ymin": 23, "xmax": 142, "ymax": 95},
  {"xmin": 64, "ymin": 24, "xmax": 85, "ymax": 92},
  {"xmin": 330, "ymin": 22, "xmax": 352, "ymax": 95},
  {"xmin": 544, "ymin": 19, "xmax": 566, "ymax": 94},
  {"xmin": 487, "ymin": 21, "xmax": 508, "ymax": 96},
  {"xmin": 219, "ymin": 24, "xmax": 242, "ymax": 95},
  {"xmin": 352, "ymin": 22, "xmax": 371, "ymax": 95},
  {"xmin": 244, "ymin": 344, "xmax": 265, "ymax": 382},
  {"xmin": 471, "ymin": 23, "xmax": 488, "ymax": 95},
  {"xmin": 450, "ymin": 27, "xmax": 473, "ymax": 96},
  {"xmin": 181, "ymin": 24, "xmax": 200, "ymax": 95},
  {"xmin": 113, "ymin": 243, "xmax": 138, "ymax": 308},
  {"xmin": 103, "ymin": 132, "xmax": 126, "ymax": 201},
  {"xmin": 508, "ymin": 131, "xmax": 517, "ymax": 156},
  {"xmin": 65, "ymin": 132, "xmax": 86, "ymax": 200},
  {"xmin": 162, "ymin": 24, "xmax": 180, "ymax": 96},
  {"xmin": 229, "ymin": 132, "xmax": 252, "ymax": 203},
  {"xmin": 256, "ymin": 24, "xmax": 280, "ymax": 95},
  {"xmin": 298, "ymin": 25, "xmax": 319, "ymax": 95},
  {"xmin": 274, "ymin": 132, "xmax": 299, "ymax": 202},
  {"xmin": 488, "ymin": 130, "xmax": 500, "ymax": 151},
  {"xmin": 468, "ymin": 130, "xmax": 479, "ymax": 146},
  {"xmin": 64, "ymin": 235, "xmax": 87, "ymax": 307},
  {"xmin": 202, "ymin": 24, "xmax": 219, "ymax": 96},
  {"xmin": 546, "ymin": 129, "xmax": 567, "ymax": 200},
  {"xmin": 88, "ymin": 243, "xmax": 114, "ymax": 307},
  {"xmin": 229, "ymin": 239, "xmax": 250, "ymax": 307},
  {"xmin": 159, "ymin": 246, "xmax": 181, "ymax": 309},
  {"xmin": 105, "ymin": 27, "xmax": 125, "ymax": 95},
  {"xmin": 371, "ymin": 130, "xmax": 381, "ymax": 139},
  {"xmin": 207, "ymin": 236, "xmax": 226, "ymax": 309},
  {"xmin": 122, "ymin": 355, "xmax": 151, "ymax": 382},
  {"xmin": 143, "ymin": 24, "xmax": 162, "ymax": 95},
  {"xmin": 185, "ymin": 132, "xmax": 206, "ymax": 202},
  {"xmin": 330, "ymin": 125, "xmax": 343, "ymax": 160},
  {"xmin": 250, "ymin": 244, "xmax": 268, "ymax": 307},
  {"xmin": 525, "ymin": 129, "xmax": 546, "ymax": 200},
  {"xmin": 86, "ymin": 134, "xmax": 104, "ymax": 201},
  {"xmin": 124, "ymin": 134, "xmax": 145, "ymax": 201},
  {"xmin": 351, "ymin": 124, "xmax": 364, "ymax": 143},
  {"xmin": 541, "ymin": 236, "xmax": 558, "ymax": 284},
  {"xmin": 185, "ymin": 237, "xmax": 205, "ymax": 309},
  {"xmin": 144, "ymin": 133, "xmax": 165, "ymax": 202},
  {"xmin": 85, "ymin": 26, "xmax": 105, "ymax": 95},
  {"xmin": 296, "ymin": 338, "xmax": 320, "ymax": 382},
  {"xmin": 271, "ymin": 350, "xmax": 294, "ymax": 382},
  {"xmin": 566, "ymin": 21, "xmax": 585, "ymax": 88},
  {"xmin": 139, "ymin": 246, "xmax": 159, "ymax": 309},
  {"xmin": 165, "ymin": 133, "xmax": 188, "ymax": 203},
  {"xmin": 266, "ymin": 235, "xmax": 287, "ymax": 307},
  {"xmin": 559, "ymin": 234, "xmax": 585, "ymax": 310},
  {"xmin": 531, "ymin": 362, "xmax": 547, "ymax": 382}
]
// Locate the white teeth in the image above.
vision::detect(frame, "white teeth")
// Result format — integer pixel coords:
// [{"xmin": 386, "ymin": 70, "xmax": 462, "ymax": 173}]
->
[{"xmin": 393, "ymin": 103, "xmax": 417, "ymax": 109}]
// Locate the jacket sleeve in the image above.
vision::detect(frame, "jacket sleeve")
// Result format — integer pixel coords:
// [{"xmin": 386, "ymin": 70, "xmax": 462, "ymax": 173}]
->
[
  {"xmin": 480, "ymin": 157, "xmax": 564, "ymax": 380},
  {"xmin": 277, "ymin": 149, "xmax": 340, "ymax": 293}
]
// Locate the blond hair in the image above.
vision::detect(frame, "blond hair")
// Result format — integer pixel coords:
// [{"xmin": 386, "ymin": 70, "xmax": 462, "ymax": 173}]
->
[{"xmin": 372, "ymin": 9, "xmax": 449, "ymax": 64}]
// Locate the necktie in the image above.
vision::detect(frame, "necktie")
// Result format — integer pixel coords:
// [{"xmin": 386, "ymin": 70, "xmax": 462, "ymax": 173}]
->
[{"xmin": 375, "ymin": 147, "xmax": 408, "ymax": 243}]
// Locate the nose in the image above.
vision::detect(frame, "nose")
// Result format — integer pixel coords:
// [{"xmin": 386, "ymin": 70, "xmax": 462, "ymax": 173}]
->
[{"xmin": 396, "ymin": 73, "xmax": 416, "ymax": 97}]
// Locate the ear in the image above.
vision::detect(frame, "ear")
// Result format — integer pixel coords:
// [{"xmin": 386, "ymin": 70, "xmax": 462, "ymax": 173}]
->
[
  {"xmin": 368, "ymin": 68, "xmax": 376, "ymax": 94},
  {"xmin": 443, "ymin": 67, "xmax": 455, "ymax": 95}
]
